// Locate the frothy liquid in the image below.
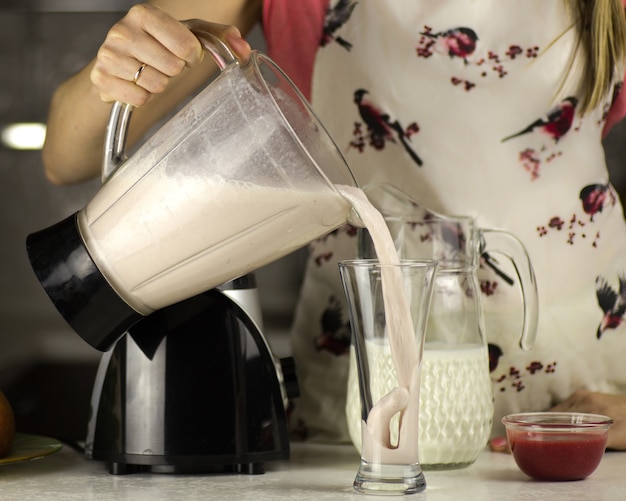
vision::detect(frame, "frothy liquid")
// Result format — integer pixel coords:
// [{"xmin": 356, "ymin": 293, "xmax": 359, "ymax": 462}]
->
[
  {"xmin": 346, "ymin": 342, "xmax": 493, "ymax": 466},
  {"xmin": 339, "ymin": 186, "xmax": 423, "ymax": 465},
  {"xmin": 79, "ymin": 65, "xmax": 357, "ymax": 316},
  {"xmin": 80, "ymin": 179, "xmax": 350, "ymax": 314}
]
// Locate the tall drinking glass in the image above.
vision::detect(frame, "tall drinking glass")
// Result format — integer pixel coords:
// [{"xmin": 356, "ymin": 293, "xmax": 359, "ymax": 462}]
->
[{"xmin": 339, "ymin": 259, "xmax": 437, "ymax": 495}]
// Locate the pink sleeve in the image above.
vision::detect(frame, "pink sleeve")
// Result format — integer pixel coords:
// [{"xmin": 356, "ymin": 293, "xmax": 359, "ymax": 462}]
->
[{"xmin": 262, "ymin": 0, "xmax": 329, "ymax": 101}]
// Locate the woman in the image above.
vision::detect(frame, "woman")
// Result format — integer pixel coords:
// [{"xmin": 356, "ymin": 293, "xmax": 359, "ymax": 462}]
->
[{"xmin": 42, "ymin": 1, "xmax": 626, "ymax": 449}]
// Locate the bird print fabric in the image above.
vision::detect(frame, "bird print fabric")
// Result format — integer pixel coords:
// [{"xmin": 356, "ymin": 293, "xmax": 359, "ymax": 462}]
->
[
  {"xmin": 502, "ymin": 97, "xmax": 578, "ymax": 143},
  {"xmin": 419, "ymin": 26, "xmax": 479, "ymax": 64},
  {"xmin": 321, "ymin": 0, "xmax": 357, "ymax": 50},
  {"xmin": 285, "ymin": 0, "xmax": 626, "ymax": 443},
  {"xmin": 351, "ymin": 89, "xmax": 422, "ymax": 166},
  {"xmin": 596, "ymin": 275, "xmax": 626, "ymax": 339}
]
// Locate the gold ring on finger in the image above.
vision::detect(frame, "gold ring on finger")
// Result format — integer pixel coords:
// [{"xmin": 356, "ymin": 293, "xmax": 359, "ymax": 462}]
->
[{"xmin": 133, "ymin": 63, "xmax": 147, "ymax": 84}]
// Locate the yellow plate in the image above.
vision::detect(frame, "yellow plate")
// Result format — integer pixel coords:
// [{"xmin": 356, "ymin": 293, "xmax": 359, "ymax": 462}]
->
[{"xmin": 0, "ymin": 433, "xmax": 62, "ymax": 465}]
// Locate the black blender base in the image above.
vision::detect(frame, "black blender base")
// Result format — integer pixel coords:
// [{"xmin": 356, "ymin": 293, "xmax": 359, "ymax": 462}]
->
[
  {"xmin": 107, "ymin": 461, "xmax": 267, "ymax": 475},
  {"xmin": 84, "ymin": 290, "xmax": 295, "ymax": 479}
]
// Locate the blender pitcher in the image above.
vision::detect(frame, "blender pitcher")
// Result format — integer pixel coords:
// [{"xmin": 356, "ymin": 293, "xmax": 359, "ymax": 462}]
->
[
  {"xmin": 26, "ymin": 30, "xmax": 359, "ymax": 352},
  {"xmin": 346, "ymin": 183, "xmax": 538, "ymax": 469}
]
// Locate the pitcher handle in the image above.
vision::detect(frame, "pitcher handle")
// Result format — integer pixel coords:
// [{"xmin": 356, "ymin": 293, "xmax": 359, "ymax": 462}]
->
[
  {"xmin": 480, "ymin": 229, "xmax": 539, "ymax": 351},
  {"xmin": 102, "ymin": 29, "xmax": 238, "ymax": 182}
]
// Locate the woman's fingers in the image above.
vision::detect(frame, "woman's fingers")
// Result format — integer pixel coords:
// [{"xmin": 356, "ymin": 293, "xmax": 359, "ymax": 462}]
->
[
  {"xmin": 183, "ymin": 19, "xmax": 252, "ymax": 61},
  {"xmin": 88, "ymin": 3, "xmax": 250, "ymax": 107},
  {"xmin": 551, "ymin": 390, "xmax": 626, "ymax": 450}
]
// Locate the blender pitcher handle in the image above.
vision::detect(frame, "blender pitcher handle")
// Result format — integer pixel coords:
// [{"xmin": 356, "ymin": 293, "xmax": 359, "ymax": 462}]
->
[
  {"xmin": 102, "ymin": 29, "xmax": 238, "ymax": 182},
  {"xmin": 480, "ymin": 229, "xmax": 539, "ymax": 351}
]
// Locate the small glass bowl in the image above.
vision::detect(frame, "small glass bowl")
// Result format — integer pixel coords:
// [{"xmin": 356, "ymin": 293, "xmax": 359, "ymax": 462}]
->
[{"xmin": 502, "ymin": 412, "xmax": 613, "ymax": 481}]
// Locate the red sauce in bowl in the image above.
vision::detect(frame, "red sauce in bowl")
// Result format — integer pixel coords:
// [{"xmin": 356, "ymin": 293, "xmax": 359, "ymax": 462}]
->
[{"xmin": 507, "ymin": 431, "xmax": 607, "ymax": 481}]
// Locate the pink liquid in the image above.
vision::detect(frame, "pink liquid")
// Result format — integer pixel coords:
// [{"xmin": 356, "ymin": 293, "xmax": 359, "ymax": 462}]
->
[
  {"xmin": 339, "ymin": 186, "xmax": 423, "ymax": 465},
  {"xmin": 507, "ymin": 431, "xmax": 607, "ymax": 481}
]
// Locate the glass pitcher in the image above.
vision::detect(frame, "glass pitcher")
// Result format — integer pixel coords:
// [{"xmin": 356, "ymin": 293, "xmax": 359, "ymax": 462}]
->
[
  {"xmin": 85, "ymin": 32, "xmax": 360, "ymax": 316},
  {"xmin": 26, "ymin": 31, "xmax": 360, "ymax": 351},
  {"xmin": 346, "ymin": 183, "xmax": 538, "ymax": 469}
]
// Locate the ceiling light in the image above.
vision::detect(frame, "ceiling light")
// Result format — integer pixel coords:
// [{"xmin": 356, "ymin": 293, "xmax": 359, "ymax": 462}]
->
[{"xmin": 1, "ymin": 122, "xmax": 47, "ymax": 150}]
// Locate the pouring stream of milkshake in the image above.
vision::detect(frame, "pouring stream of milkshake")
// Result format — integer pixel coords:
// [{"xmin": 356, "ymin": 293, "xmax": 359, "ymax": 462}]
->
[{"xmin": 338, "ymin": 185, "xmax": 425, "ymax": 464}]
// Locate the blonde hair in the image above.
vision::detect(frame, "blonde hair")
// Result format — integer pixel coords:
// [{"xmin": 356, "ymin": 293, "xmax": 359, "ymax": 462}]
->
[{"xmin": 574, "ymin": 0, "xmax": 626, "ymax": 113}]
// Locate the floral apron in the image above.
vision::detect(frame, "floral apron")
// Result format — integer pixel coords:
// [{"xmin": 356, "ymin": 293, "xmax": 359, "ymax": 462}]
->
[{"xmin": 288, "ymin": 0, "xmax": 626, "ymax": 441}]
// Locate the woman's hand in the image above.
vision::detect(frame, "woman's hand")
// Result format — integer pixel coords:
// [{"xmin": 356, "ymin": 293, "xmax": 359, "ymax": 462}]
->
[
  {"xmin": 550, "ymin": 390, "xmax": 626, "ymax": 450},
  {"xmin": 43, "ymin": 1, "xmax": 257, "ymax": 184},
  {"xmin": 90, "ymin": 3, "xmax": 251, "ymax": 107}
]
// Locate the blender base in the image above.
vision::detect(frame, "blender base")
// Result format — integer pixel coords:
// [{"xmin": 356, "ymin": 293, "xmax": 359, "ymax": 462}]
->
[{"xmin": 84, "ymin": 289, "xmax": 296, "ymax": 476}]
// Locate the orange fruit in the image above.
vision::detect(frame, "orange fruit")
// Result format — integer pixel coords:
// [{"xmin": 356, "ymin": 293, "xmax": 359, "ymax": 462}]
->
[{"xmin": 0, "ymin": 391, "xmax": 15, "ymax": 457}]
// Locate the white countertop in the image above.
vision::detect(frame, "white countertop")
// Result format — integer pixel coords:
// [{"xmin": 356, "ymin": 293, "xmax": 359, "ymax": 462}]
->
[{"xmin": 1, "ymin": 440, "xmax": 624, "ymax": 500}]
